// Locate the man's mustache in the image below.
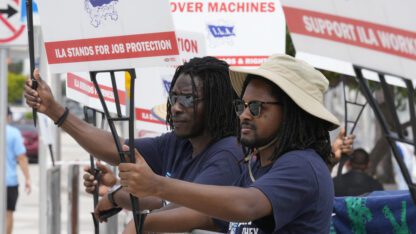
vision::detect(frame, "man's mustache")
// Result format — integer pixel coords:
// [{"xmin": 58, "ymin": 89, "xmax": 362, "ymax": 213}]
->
[{"xmin": 241, "ymin": 121, "xmax": 256, "ymax": 130}]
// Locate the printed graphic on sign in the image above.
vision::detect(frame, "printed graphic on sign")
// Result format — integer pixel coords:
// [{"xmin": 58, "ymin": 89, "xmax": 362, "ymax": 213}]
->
[
  {"xmin": 207, "ymin": 20, "xmax": 235, "ymax": 47},
  {"xmin": 135, "ymin": 67, "xmax": 172, "ymax": 134},
  {"xmin": 84, "ymin": 0, "xmax": 119, "ymax": 28},
  {"xmin": 66, "ymin": 72, "xmax": 126, "ymax": 115},
  {"xmin": 170, "ymin": 0, "xmax": 286, "ymax": 67},
  {"xmin": 281, "ymin": 0, "xmax": 416, "ymax": 80},
  {"xmin": 150, "ymin": 79, "xmax": 171, "ymax": 122},
  {"xmin": 0, "ymin": 0, "xmax": 25, "ymax": 45},
  {"xmin": 36, "ymin": 0, "xmax": 180, "ymax": 73}
]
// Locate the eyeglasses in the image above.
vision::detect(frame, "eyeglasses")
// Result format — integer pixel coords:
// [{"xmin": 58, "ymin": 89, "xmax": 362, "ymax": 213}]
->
[
  {"xmin": 168, "ymin": 94, "xmax": 203, "ymax": 108},
  {"xmin": 233, "ymin": 99, "xmax": 281, "ymax": 117}
]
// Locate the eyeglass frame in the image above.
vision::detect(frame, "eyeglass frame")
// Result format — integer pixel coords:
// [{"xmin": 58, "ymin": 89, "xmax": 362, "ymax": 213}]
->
[
  {"xmin": 168, "ymin": 94, "xmax": 204, "ymax": 108},
  {"xmin": 233, "ymin": 99, "xmax": 281, "ymax": 117}
]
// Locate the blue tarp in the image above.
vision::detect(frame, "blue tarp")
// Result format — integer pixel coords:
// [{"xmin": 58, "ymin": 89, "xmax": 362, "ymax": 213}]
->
[{"xmin": 332, "ymin": 190, "xmax": 416, "ymax": 234}]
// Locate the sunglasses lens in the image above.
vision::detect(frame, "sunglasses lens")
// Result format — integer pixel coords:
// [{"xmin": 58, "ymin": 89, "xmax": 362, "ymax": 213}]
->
[
  {"xmin": 180, "ymin": 96, "xmax": 194, "ymax": 107},
  {"xmin": 168, "ymin": 95, "xmax": 177, "ymax": 105},
  {"xmin": 249, "ymin": 102, "xmax": 261, "ymax": 117},
  {"xmin": 169, "ymin": 95, "xmax": 195, "ymax": 108},
  {"xmin": 233, "ymin": 100, "xmax": 244, "ymax": 116}
]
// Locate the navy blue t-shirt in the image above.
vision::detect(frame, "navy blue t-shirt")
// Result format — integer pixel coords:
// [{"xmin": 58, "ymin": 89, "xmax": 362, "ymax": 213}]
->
[
  {"xmin": 228, "ymin": 149, "xmax": 334, "ymax": 234},
  {"xmin": 133, "ymin": 132, "xmax": 243, "ymax": 185}
]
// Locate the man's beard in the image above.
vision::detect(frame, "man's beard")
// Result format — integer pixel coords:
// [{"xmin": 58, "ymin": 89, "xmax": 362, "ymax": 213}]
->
[{"xmin": 240, "ymin": 131, "xmax": 277, "ymax": 149}]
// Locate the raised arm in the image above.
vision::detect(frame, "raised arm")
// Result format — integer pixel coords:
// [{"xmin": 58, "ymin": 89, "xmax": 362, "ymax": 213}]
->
[{"xmin": 24, "ymin": 69, "xmax": 123, "ymax": 165}]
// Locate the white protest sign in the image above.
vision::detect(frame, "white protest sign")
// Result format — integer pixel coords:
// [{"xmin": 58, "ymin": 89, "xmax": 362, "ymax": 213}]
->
[
  {"xmin": 135, "ymin": 67, "xmax": 172, "ymax": 136},
  {"xmin": 281, "ymin": 0, "xmax": 416, "ymax": 79},
  {"xmin": 176, "ymin": 31, "xmax": 206, "ymax": 63},
  {"xmin": 36, "ymin": 0, "xmax": 180, "ymax": 73},
  {"xmin": 135, "ymin": 31, "xmax": 206, "ymax": 137},
  {"xmin": 66, "ymin": 72, "xmax": 126, "ymax": 115},
  {"xmin": 170, "ymin": 0, "xmax": 285, "ymax": 67}
]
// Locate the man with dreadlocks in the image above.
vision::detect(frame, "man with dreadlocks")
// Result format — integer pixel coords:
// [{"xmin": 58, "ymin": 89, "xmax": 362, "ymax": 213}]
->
[
  {"xmin": 119, "ymin": 54, "xmax": 340, "ymax": 233},
  {"xmin": 24, "ymin": 56, "xmax": 243, "ymax": 232}
]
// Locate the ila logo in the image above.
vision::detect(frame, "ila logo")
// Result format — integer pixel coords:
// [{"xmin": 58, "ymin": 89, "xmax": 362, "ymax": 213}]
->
[{"xmin": 206, "ymin": 21, "xmax": 236, "ymax": 48}]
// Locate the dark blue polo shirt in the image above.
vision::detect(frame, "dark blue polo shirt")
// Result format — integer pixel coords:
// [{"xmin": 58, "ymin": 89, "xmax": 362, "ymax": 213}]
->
[
  {"xmin": 133, "ymin": 132, "xmax": 243, "ymax": 185},
  {"xmin": 228, "ymin": 149, "xmax": 334, "ymax": 233}
]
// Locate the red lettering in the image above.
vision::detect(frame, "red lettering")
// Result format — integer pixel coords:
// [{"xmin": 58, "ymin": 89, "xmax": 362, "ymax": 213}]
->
[{"xmin": 170, "ymin": 2, "xmax": 203, "ymax": 13}]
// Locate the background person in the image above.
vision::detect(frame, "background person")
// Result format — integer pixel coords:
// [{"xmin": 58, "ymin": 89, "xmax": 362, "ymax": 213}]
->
[
  {"xmin": 6, "ymin": 107, "xmax": 31, "ymax": 234},
  {"xmin": 333, "ymin": 148, "xmax": 384, "ymax": 196}
]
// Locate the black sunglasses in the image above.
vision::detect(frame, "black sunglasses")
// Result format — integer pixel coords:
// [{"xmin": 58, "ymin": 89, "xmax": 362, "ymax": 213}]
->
[
  {"xmin": 233, "ymin": 99, "xmax": 281, "ymax": 117},
  {"xmin": 168, "ymin": 94, "xmax": 203, "ymax": 108}
]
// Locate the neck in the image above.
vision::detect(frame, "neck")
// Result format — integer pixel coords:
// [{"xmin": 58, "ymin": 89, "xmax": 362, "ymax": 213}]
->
[
  {"xmin": 189, "ymin": 131, "xmax": 213, "ymax": 157},
  {"xmin": 257, "ymin": 147, "xmax": 274, "ymax": 167},
  {"xmin": 255, "ymin": 137, "xmax": 279, "ymax": 167}
]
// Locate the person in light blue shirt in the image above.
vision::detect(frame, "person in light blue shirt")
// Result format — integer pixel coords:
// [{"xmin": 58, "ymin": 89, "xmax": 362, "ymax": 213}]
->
[{"xmin": 6, "ymin": 107, "xmax": 31, "ymax": 234}]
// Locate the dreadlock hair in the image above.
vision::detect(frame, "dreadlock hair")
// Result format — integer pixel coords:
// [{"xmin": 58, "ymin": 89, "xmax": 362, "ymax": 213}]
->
[
  {"xmin": 166, "ymin": 56, "xmax": 238, "ymax": 142},
  {"xmin": 237, "ymin": 75, "xmax": 334, "ymax": 166}
]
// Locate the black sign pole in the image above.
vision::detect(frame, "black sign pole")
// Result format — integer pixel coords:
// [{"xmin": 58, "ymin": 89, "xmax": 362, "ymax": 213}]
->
[
  {"xmin": 83, "ymin": 107, "xmax": 105, "ymax": 234},
  {"xmin": 354, "ymin": 65, "xmax": 416, "ymax": 205},
  {"xmin": 337, "ymin": 76, "xmax": 367, "ymax": 177},
  {"xmin": 89, "ymin": 69, "xmax": 143, "ymax": 234}
]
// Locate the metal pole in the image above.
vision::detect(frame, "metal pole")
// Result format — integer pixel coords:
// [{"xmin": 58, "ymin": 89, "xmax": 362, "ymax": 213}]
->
[
  {"xmin": 68, "ymin": 165, "xmax": 80, "ymax": 234},
  {"xmin": 0, "ymin": 47, "xmax": 9, "ymax": 234},
  {"xmin": 51, "ymin": 73, "xmax": 62, "ymax": 162},
  {"xmin": 39, "ymin": 122, "xmax": 48, "ymax": 234},
  {"xmin": 34, "ymin": 24, "xmax": 62, "ymax": 234}
]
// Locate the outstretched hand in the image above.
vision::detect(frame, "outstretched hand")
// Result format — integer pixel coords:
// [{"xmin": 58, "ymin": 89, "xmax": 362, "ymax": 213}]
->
[
  {"xmin": 24, "ymin": 69, "xmax": 56, "ymax": 115},
  {"xmin": 119, "ymin": 145, "xmax": 160, "ymax": 198},
  {"xmin": 332, "ymin": 127, "xmax": 356, "ymax": 161}
]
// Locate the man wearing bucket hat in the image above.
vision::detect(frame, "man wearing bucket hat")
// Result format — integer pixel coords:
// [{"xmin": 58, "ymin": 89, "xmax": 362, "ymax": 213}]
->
[{"xmin": 119, "ymin": 54, "xmax": 340, "ymax": 233}]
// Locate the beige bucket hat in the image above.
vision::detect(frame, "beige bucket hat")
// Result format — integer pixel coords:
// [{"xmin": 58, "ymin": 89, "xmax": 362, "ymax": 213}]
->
[{"xmin": 229, "ymin": 54, "xmax": 339, "ymax": 130}]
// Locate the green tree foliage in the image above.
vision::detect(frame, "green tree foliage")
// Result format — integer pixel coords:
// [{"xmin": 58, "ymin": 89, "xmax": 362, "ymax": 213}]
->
[{"xmin": 8, "ymin": 72, "xmax": 27, "ymax": 103}]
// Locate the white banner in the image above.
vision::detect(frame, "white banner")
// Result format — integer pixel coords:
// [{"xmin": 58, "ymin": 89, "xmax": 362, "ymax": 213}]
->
[
  {"xmin": 170, "ymin": 0, "xmax": 286, "ymax": 67},
  {"xmin": 37, "ymin": 0, "xmax": 180, "ymax": 73},
  {"xmin": 281, "ymin": 0, "xmax": 416, "ymax": 80}
]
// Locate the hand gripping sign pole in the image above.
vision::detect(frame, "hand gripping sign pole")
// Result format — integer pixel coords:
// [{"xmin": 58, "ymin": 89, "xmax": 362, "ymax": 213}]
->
[
  {"xmin": 83, "ymin": 107, "xmax": 108, "ymax": 234},
  {"xmin": 89, "ymin": 69, "xmax": 146, "ymax": 234},
  {"xmin": 354, "ymin": 65, "xmax": 416, "ymax": 205},
  {"xmin": 337, "ymin": 76, "xmax": 367, "ymax": 177},
  {"xmin": 25, "ymin": 0, "xmax": 38, "ymax": 127}
]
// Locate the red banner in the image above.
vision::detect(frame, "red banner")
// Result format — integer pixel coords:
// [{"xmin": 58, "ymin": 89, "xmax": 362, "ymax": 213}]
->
[
  {"xmin": 135, "ymin": 108, "xmax": 165, "ymax": 125},
  {"xmin": 67, "ymin": 73, "xmax": 126, "ymax": 105},
  {"xmin": 46, "ymin": 32, "xmax": 179, "ymax": 64},
  {"xmin": 215, "ymin": 55, "xmax": 269, "ymax": 66},
  {"xmin": 284, "ymin": 6, "xmax": 416, "ymax": 60}
]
